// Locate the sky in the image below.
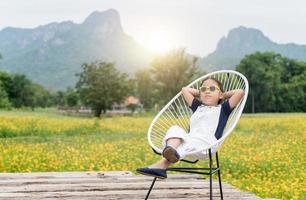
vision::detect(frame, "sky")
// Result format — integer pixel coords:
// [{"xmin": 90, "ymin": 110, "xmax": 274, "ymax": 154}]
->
[{"xmin": 0, "ymin": 0, "xmax": 305, "ymax": 57}]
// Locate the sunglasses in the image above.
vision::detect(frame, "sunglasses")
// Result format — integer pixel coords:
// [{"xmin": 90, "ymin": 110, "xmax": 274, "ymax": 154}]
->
[{"xmin": 199, "ymin": 85, "xmax": 221, "ymax": 93}]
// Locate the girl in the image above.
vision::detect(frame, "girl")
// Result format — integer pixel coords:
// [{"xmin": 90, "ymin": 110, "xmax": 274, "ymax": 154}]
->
[{"xmin": 137, "ymin": 77, "xmax": 245, "ymax": 179}]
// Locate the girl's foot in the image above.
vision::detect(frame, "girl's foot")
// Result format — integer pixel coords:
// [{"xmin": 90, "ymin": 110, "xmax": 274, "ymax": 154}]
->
[
  {"xmin": 136, "ymin": 167, "xmax": 167, "ymax": 179},
  {"xmin": 162, "ymin": 146, "xmax": 180, "ymax": 163}
]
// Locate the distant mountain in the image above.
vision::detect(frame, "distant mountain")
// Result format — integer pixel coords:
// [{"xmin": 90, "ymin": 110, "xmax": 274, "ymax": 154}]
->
[
  {"xmin": 200, "ymin": 26, "xmax": 306, "ymax": 71},
  {"xmin": 1, "ymin": 14, "xmax": 306, "ymax": 91},
  {"xmin": 0, "ymin": 9, "xmax": 153, "ymax": 90}
]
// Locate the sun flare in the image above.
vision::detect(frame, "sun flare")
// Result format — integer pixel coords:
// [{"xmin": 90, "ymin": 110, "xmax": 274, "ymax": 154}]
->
[{"xmin": 142, "ymin": 30, "xmax": 178, "ymax": 54}]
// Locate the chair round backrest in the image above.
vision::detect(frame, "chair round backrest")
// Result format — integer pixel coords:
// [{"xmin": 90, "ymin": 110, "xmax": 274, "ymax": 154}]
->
[{"xmin": 147, "ymin": 70, "xmax": 249, "ymax": 160}]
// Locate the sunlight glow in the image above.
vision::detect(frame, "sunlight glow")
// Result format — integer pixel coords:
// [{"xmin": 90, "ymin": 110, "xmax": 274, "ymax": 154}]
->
[{"xmin": 141, "ymin": 30, "xmax": 179, "ymax": 54}]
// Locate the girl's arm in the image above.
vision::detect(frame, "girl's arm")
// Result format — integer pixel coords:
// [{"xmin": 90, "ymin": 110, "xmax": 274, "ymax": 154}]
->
[
  {"xmin": 223, "ymin": 89, "xmax": 245, "ymax": 109},
  {"xmin": 181, "ymin": 87, "xmax": 200, "ymax": 107}
]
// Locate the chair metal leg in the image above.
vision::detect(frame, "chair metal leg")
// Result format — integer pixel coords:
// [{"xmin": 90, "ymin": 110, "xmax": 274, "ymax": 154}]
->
[
  {"xmin": 216, "ymin": 152, "xmax": 224, "ymax": 200},
  {"xmin": 209, "ymin": 149, "xmax": 213, "ymax": 200},
  {"xmin": 145, "ymin": 177, "xmax": 157, "ymax": 200},
  {"xmin": 146, "ymin": 150, "xmax": 224, "ymax": 199}
]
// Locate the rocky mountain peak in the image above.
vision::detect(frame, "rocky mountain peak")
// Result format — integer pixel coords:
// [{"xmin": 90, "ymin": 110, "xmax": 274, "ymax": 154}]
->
[
  {"xmin": 82, "ymin": 9, "xmax": 123, "ymax": 35},
  {"xmin": 200, "ymin": 26, "xmax": 306, "ymax": 72},
  {"xmin": 216, "ymin": 26, "xmax": 271, "ymax": 52},
  {"xmin": 0, "ymin": 9, "xmax": 151, "ymax": 90}
]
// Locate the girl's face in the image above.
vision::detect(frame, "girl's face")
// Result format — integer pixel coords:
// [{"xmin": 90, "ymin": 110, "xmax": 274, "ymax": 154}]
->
[{"xmin": 199, "ymin": 79, "xmax": 223, "ymax": 106}]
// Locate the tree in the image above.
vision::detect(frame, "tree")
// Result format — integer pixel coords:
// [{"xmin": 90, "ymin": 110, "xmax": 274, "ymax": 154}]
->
[
  {"xmin": 0, "ymin": 71, "xmax": 11, "ymax": 89},
  {"xmin": 65, "ymin": 87, "xmax": 79, "ymax": 107},
  {"xmin": 135, "ymin": 68, "xmax": 156, "ymax": 110},
  {"xmin": 278, "ymin": 59, "xmax": 306, "ymax": 112},
  {"xmin": 9, "ymin": 74, "xmax": 35, "ymax": 108},
  {"xmin": 236, "ymin": 51, "xmax": 306, "ymax": 112},
  {"xmin": 0, "ymin": 82, "xmax": 11, "ymax": 108},
  {"xmin": 150, "ymin": 48, "xmax": 203, "ymax": 105},
  {"xmin": 76, "ymin": 61, "xmax": 131, "ymax": 117},
  {"xmin": 53, "ymin": 91, "xmax": 66, "ymax": 107},
  {"xmin": 237, "ymin": 52, "xmax": 286, "ymax": 112},
  {"xmin": 0, "ymin": 70, "xmax": 52, "ymax": 109},
  {"xmin": 0, "ymin": 71, "xmax": 11, "ymax": 109},
  {"xmin": 8, "ymin": 74, "xmax": 52, "ymax": 110},
  {"xmin": 30, "ymin": 83, "xmax": 53, "ymax": 108}
]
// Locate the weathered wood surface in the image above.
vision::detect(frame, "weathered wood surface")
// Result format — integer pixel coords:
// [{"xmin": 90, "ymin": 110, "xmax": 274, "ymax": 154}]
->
[{"xmin": 0, "ymin": 171, "xmax": 262, "ymax": 199}]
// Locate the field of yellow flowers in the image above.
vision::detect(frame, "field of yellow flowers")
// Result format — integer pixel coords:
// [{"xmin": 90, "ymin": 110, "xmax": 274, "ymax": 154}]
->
[{"xmin": 0, "ymin": 110, "xmax": 305, "ymax": 200}]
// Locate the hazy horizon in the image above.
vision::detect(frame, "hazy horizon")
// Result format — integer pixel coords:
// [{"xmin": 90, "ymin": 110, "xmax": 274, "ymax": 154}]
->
[{"xmin": 1, "ymin": 0, "xmax": 306, "ymax": 57}]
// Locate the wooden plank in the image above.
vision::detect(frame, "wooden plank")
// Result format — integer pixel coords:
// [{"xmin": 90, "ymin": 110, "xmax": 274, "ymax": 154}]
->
[
  {"xmin": 0, "ymin": 178, "xmax": 226, "ymax": 188},
  {"xmin": 0, "ymin": 171, "xmax": 133, "ymax": 179},
  {"xmin": 0, "ymin": 176, "xmax": 228, "ymax": 186},
  {"xmin": 0, "ymin": 171, "xmax": 207, "ymax": 179},
  {"xmin": 0, "ymin": 190, "xmax": 260, "ymax": 199},
  {"xmin": 0, "ymin": 171, "xmax": 262, "ymax": 200},
  {"xmin": 0, "ymin": 183, "xmax": 242, "ymax": 193}
]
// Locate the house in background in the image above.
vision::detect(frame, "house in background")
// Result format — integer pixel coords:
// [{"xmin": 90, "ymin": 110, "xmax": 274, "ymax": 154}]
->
[
  {"xmin": 58, "ymin": 95, "xmax": 142, "ymax": 116},
  {"xmin": 110, "ymin": 95, "xmax": 143, "ymax": 115}
]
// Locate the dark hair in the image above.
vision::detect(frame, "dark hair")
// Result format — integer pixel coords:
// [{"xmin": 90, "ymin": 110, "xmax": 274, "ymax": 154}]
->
[{"xmin": 200, "ymin": 77, "xmax": 224, "ymax": 92}]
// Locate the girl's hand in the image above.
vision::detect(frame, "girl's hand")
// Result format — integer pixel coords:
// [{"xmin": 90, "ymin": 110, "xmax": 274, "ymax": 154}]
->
[
  {"xmin": 181, "ymin": 87, "xmax": 199, "ymax": 107},
  {"xmin": 224, "ymin": 89, "xmax": 245, "ymax": 109}
]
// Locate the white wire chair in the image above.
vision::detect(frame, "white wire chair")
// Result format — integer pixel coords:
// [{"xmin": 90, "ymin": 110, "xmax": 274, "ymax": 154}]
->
[{"xmin": 144, "ymin": 70, "xmax": 249, "ymax": 200}]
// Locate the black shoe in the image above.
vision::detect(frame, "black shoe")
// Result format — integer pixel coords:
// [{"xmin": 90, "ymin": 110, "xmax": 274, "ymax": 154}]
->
[
  {"xmin": 136, "ymin": 167, "xmax": 167, "ymax": 179},
  {"xmin": 162, "ymin": 146, "xmax": 180, "ymax": 163}
]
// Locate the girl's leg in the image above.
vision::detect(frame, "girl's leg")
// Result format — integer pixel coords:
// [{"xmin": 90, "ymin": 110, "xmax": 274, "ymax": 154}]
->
[
  {"xmin": 149, "ymin": 137, "xmax": 183, "ymax": 169},
  {"xmin": 166, "ymin": 137, "xmax": 182, "ymax": 148},
  {"xmin": 149, "ymin": 158, "xmax": 172, "ymax": 169}
]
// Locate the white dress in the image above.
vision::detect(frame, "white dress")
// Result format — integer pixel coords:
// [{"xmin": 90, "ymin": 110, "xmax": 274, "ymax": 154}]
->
[{"xmin": 162, "ymin": 98, "xmax": 232, "ymax": 159}]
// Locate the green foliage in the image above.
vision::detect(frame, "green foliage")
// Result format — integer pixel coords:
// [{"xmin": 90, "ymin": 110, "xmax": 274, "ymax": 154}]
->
[
  {"xmin": 0, "ymin": 83, "xmax": 11, "ymax": 109},
  {"xmin": 53, "ymin": 91, "xmax": 66, "ymax": 107},
  {"xmin": 30, "ymin": 83, "xmax": 53, "ymax": 108},
  {"xmin": 151, "ymin": 49, "xmax": 203, "ymax": 104},
  {"xmin": 126, "ymin": 103, "xmax": 140, "ymax": 113},
  {"xmin": 10, "ymin": 74, "xmax": 35, "ymax": 108},
  {"xmin": 236, "ymin": 51, "xmax": 306, "ymax": 112},
  {"xmin": 0, "ymin": 71, "xmax": 11, "ymax": 109},
  {"xmin": 0, "ymin": 71, "xmax": 52, "ymax": 110},
  {"xmin": 65, "ymin": 87, "xmax": 79, "ymax": 107},
  {"xmin": 135, "ymin": 49, "xmax": 204, "ymax": 110},
  {"xmin": 135, "ymin": 68, "xmax": 155, "ymax": 110},
  {"xmin": 0, "ymin": 71, "xmax": 11, "ymax": 93},
  {"xmin": 76, "ymin": 61, "xmax": 131, "ymax": 117}
]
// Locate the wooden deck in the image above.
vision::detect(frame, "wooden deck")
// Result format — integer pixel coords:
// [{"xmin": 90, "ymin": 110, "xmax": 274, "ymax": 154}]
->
[{"xmin": 0, "ymin": 171, "xmax": 263, "ymax": 199}]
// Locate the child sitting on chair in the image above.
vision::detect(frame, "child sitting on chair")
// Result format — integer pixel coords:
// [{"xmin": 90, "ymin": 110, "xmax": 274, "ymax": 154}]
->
[{"xmin": 137, "ymin": 77, "xmax": 245, "ymax": 179}]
